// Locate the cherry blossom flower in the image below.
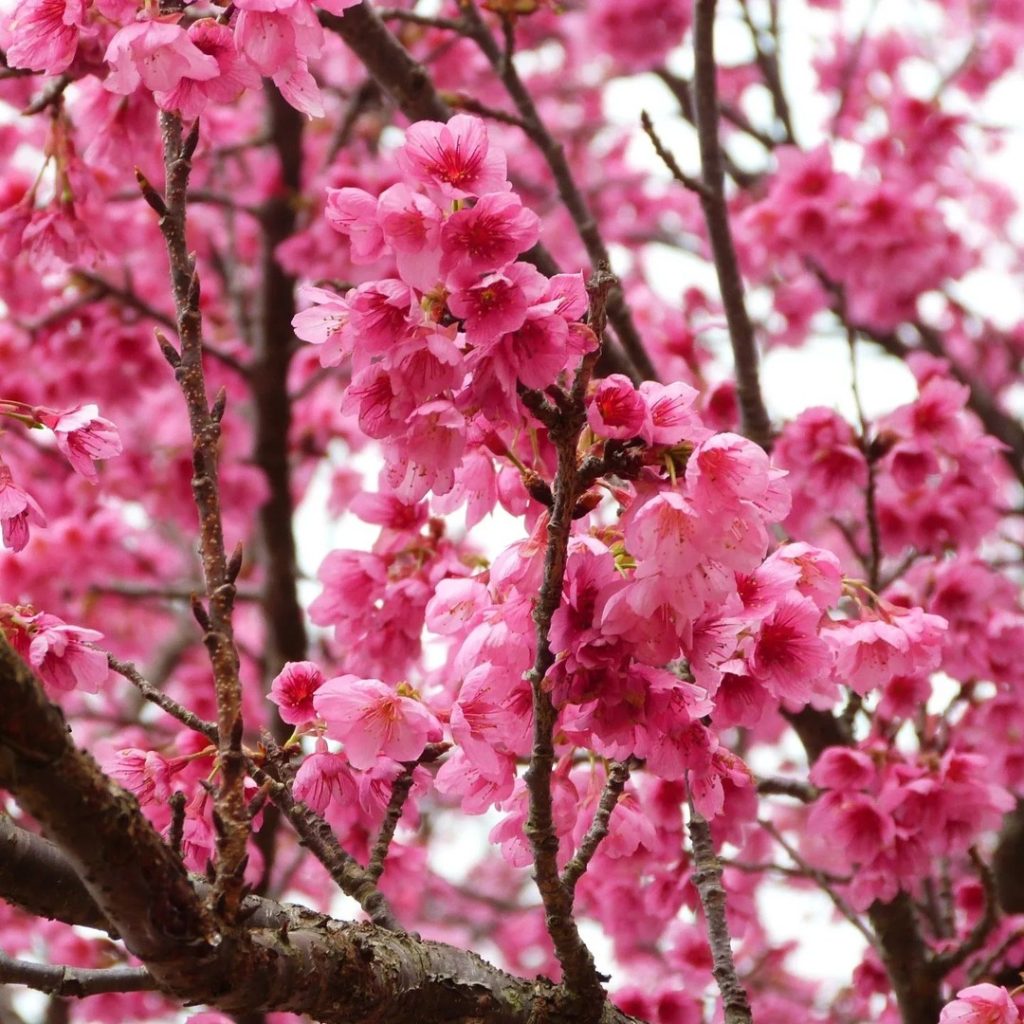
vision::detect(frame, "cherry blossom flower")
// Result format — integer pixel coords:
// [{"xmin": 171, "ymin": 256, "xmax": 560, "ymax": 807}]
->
[
  {"xmin": 939, "ymin": 984, "xmax": 1021, "ymax": 1024},
  {"xmin": 4, "ymin": 0, "xmax": 86, "ymax": 74},
  {"xmin": 104, "ymin": 20, "xmax": 220, "ymax": 98},
  {"xmin": 36, "ymin": 404, "xmax": 122, "ymax": 482},
  {"xmin": 269, "ymin": 661, "xmax": 325, "ymax": 725},
  {"xmin": 440, "ymin": 192, "xmax": 540, "ymax": 280},
  {"xmin": 748, "ymin": 594, "xmax": 832, "ymax": 702},
  {"xmin": 156, "ymin": 20, "xmax": 260, "ymax": 119},
  {"xmin": 26, "ymin": 612, "xmax": 108, "ymax": 693},
  {"xmin": 0, "ymin": 463, "xmax": 46, "ymax": 552},
  {"xmin": 829, "ymin": 608, "xmax": 946, "ymax": 695},
  {"xmin": 313, "ymin": 676, "xmax": 441, "ymax": 769},
  {"xmin": 293, "ymin": 741, "xmax": 355, "ymax": 813},
  {"xmin": 587, "ymin": 374, "xmax": 648, "ymax": 439},
  {"xmin": 397, "ymin": 115, "xmax": 510, "ymax": 200}
]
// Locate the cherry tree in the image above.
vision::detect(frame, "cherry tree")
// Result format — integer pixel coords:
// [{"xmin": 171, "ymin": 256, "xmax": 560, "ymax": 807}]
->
[{"xmin": 2, "ymin": 1, "xmax": 1024, "ymax": 1023}]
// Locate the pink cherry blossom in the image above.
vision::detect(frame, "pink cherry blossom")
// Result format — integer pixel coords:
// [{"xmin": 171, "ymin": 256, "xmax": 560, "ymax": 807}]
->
[
  {"xmin": 587, "ymin": 374, "xmax": 648, "ymax": 440},
  {"xmin": 269, "ymin": 661, "xmax": 325, "ymax": 725},
  {"xmin": 397, "ymin": 115, "xmax": 510, "ymax": 200},
  {"xmin": 292, "ymin": 742, "xmax": 355, "ymax": 813},
  {"xmin": 26, "ymin": 612, "xmax": 108, "ymax": 694},
  {"xmin": 104, "ymin": 21, "xmax": 220, "ymax": 98},
  {"xmin": 155, "ymin": 20, "xmax": 260, "ymax": 119},
  {"xmin": 36, "ymin": 404, "xmax": 122, "ymax": 482},
  {"xmin": 313, "ymin": 676, "xmax": 441, "ymax": 770},
  {"xmin": 828, "ymin": 607, "xmax": 947, "ymax": 695},
  {"xmin": 0, "ymin": 463, "xmax": 46, "ymax": 553},
  {"xmin": 939, "ymin": 984, "xmax": 1021, "ymax": 1024},
  {"xmin": 325, "ymin": 187, "xmax": 388, "ymax": 264},
  {"xmin": 440, "ymin": 192, "xmax": 540, "ymax": 280},
  {"xmin": 4, "ymin": 0, "xmax": 86, "ymax": 74},
  {"xmin": 748, "ymin": 594, "xmax": 832, "ymax": 703}
]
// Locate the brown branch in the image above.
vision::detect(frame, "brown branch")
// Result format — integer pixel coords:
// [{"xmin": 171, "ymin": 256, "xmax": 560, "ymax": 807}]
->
[
  {"xmin": 755, "ymin": 776, "xmax": 817, "ymax": 802},
  {"xmin": 687, "ymin": 802, "xmax": 752, "ymax": 1024},
  {"xmin": 0, "ymin": 632, "xmax": 215, "ymax": 979},
  {"xmin": 376, "ymin": 6, "xmax": 465, "ymax": 30},
  {"xmin": 252, "ymin": 85, "xmax": 310, "ymax": 687},
  {"xmin": 108, "ymin": 654, "xmax": 219, "ymax": 743},
  {"xmin": 0, "ymin": 637, "xmax": 651, "ymax": 1024},
  {"xmin": 654, "ymin": 69, "xmax": 764, "ymax": 188},
  {"xmin": 70, "ymin": 269, "xmax": 249, "ymax": 376},
  {"xmin": 846, "ymin": 324, "xmax": 881, "ymax": 590},
  {"xmin": 0, "ymin": 955, "xmax": 156, "ymax": 998},
  {"xmin": 0, "ymin": 814, "xmax": 113, "ymax": 934},
  {"xmin": 561, "ymin": 760, "xmax": 634, "ymax": 896},
  {"xmin": 153, "ymin": 110, "xmax": 248, "ymax": 922},
  {"xmin": 515, "ymin": 270, "xmax": 618, "ymax": 1021},
  {"xmin": 737, "ymin": 0, "xmax": 795, "ymax": 144},
  {"xmin": 692, "ymin": 0, "xmax": 773, "ymax": 450},
  {"xmin": 366, "ymin": 771, "xmax": 416, "ymax": 884},
  {"xmin": 639, "ymin": 112, "xmax": 711, "ymax": 197},
  {"xmin": 814, "ymin": 268, "xmax": 1024, "ymax": 488},
  {"xmin": 759, "ymin": 818, "xmax": 877, "ymax": 952},
  {"xmin": 92, "ymin": 582, "xmax": 260, "ymax": 603},
  {"xmin": 320, "ymin": 3, "xmax": 452, "ymax": 122},
  {"xmin": 247, "ymin": 761, "xmax": 399, "ymax": 930}
]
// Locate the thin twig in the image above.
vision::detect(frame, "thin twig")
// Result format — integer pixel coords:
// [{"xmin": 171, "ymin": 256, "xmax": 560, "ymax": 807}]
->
[
  {"xmin": 70, "ymin": 269, "xmax": 249, "ymax": 376},
  {"xmin": 561, "ymin": 760, "xmax": 634, "ymax": 896},
  {"xmin": 688, "ymin": 796, "xmax": 752, "ymax": 1024},
  {"xmin": 692, "ymin": 0, "xmax": 773, "ymax": 449},
  {"xmin": 759, "ymin": 818, "xmax": 879, "ymax": 953},
  {"xmin": 0, "ymin": 955, "xmax": 156, "ymax": 998},
  {"xmin": 931, "ymin": 848, "xmax": 1001, "ymax": 975},
  {"xmin": 248, "ymin": 760, "xmax": 399, "ymax": 930},
  {"xmin": 737, "ymin": 0, "xmax": 795, "ymax": 143},
  {"xmin": 517, "ymin": 268, "xmax": 617, "ymax": 1018},
  {"xmin": 366, "ymin": 771, "xmax": 416, "ymax": 884},
  {"xmin": 108, "ymin": 655, "xmax": 218, "ymax": 743},
  {"xmin": 639, "ymin": 112, "xmax": 711, "ymax": 197}
]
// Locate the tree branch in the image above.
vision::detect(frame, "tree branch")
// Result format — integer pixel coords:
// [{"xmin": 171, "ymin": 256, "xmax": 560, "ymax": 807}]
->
[
  {"xmin": 561, "ymin": 760, "xmax": 634, "ymax": 896},
  {"xmin": 687, "ymin": 803, "xmax": 752, "ymax": 1024},
  {"xmin": 108, "ymin": 654, "xmax": 219, "ymax": 743},
  {"xmin": 152, "ymin": 110, "xmax": 248, "ymax": 922},
  {"xmin": 516, "ymin": 270, "xmax": 617, "ymax": 1021},
  {"xmin": 692, "ymin": 0, "xmax": 773, "ymax": 449},
  {"xmin": 0, "ymin": 636, "xmax": 653, "ymax": 1024},
  {"xmin": 0, "ymin": 955, "xmax": 155, "ymax": 998}
]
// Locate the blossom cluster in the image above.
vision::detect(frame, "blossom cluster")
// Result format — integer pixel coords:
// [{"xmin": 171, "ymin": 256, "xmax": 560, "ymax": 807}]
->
[
  {"xmin": 0, "ymin": 403, "xmax": 121, "ymax": 552},
  {"xmin": 805, "ymin": 746, "xmax": 1013, "ymax": 910},
  {"xmin": 4, "ymin": 0, "xmax": 362, "ymax": 119}
]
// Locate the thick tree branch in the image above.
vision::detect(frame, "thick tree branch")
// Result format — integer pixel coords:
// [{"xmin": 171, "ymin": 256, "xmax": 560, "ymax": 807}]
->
[
  {"xmin": 0, "ymin": 815, "xmax": 112, "ymax": 934},
  {"xmin": 692, "ymin": 0, "xmax": 773, "ymax": 449},
  {"xmin": 319, "ymin": 3, "xmax": 452, "ymax": 122},
  {"xmin": 251, "ymin": 85, "xmax": 309, "ymax": 685},
  {"xmin": 0, "ymin": 636, "xmax": 652, "ymax": 1024}
]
